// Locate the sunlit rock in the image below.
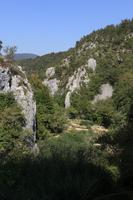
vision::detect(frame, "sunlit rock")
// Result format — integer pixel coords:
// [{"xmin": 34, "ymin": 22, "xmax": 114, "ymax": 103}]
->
[
  {"xmin": 93, "ymin": 83, "xmax": 113, "ymax": 103},
  {"xmin": 65, "ymin": 66, "xmax": 89, "ymax": 108},
  {"xmin": 43, "ymin": 78, "xmax": 59, "ymax": 96},
  {"xmin": 87, "ymin": 58, "xmax": 97, "ymax": 71},
  {"xmin": 0, "ymin": 66, "xmax": 36, "ymax": 135}
]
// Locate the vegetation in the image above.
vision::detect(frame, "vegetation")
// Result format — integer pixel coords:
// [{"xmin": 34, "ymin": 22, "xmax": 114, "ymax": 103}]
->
[
  {"xmin": 30, "ymin": 74, "xmax": 67, "ymax": 139},
  {"xmin": 0, "ymin": 93, "xmax": 26, "ymax": 156},
  {"xmin": 18, "ymin": 51, "xmax": 71, "ymax": 79},
  {"xmin": 0, "ymin": 19, "xmax": 133, "ymax": 199},
  {"xmin": 3, "ymin": 45, "xmax": 17, "ymax": 62}
]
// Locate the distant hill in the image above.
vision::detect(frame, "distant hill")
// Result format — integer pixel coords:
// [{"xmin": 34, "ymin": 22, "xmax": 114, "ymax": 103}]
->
[{"xmin": 14, "ymin": 53, "xmax": 38, "ymax": 61}]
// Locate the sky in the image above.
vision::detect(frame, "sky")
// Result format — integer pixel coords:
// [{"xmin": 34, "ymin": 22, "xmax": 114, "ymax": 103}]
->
[{"xmin": 0, "ymin": 0, "xmax": 133, "ymax": 55}]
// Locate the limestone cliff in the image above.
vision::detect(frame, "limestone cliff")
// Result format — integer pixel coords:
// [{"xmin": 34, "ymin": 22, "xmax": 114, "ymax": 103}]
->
[
  {"xmin": 65, "ymin": 58, "xmax": 97, "ymax": 108},
  {"xmin": 93, "ymin": 83, "xmax": 113, "ymax": 103},
  {"xmin": 0, "ymin": 65, "xmax": 36, "ymax": 142},
  {"xmin": 42, "ymin": 67, "xmax": 59, "ymax": 95},
  {"xmin": 43, "ymin": 58, "xmax": 97, "ymax": 108}
]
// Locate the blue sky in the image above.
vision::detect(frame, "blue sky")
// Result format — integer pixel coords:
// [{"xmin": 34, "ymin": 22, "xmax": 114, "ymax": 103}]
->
[{"xmin": 0, "ymin": 0, "xmax": 133, "ymax": 55}]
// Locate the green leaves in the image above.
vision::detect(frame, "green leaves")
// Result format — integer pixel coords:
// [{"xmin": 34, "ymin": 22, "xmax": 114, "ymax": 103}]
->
[
  {"xmin": 0, "ymin": 93, "xmax": 15, "ymax": 109},
  {"xmin": 0, "ymin": 93, "xmax": 25, "ymax": 153}
]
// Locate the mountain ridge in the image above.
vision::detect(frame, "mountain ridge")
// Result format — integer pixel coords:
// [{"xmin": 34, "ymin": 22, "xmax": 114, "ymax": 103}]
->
[{"xmin": 14, "ymin": 53, "xmax": 38, "ymax": 60}]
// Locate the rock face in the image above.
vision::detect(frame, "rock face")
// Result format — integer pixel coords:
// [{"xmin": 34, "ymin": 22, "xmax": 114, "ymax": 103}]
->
[
  {"xmin": 65, "ymin": 66, "xmax": 90, "ymax": 108},
  {"xmin": 45, "ymin": 67, "xmax": 55, "ymax": 78},
  {"xmin": 87, "ymin": 58, "xmax": 97, "ymax": 71},
  {"xmin": 43, "ymin": 78, "xmax": 59, "ymax": 96},
  {"xmin": 43, "ymin": 67, "xmax": 60, "ymax": 95},
  {"xmin": 65, "ymin": 91, "xmax": 71, "ymax": 108},
  {"xmin": 0, "ymin": 66, "xmax": 36, "ymax": 140},
  {"xmin": 0, "ymin": 67, "xmax": 11, "ymax": 91},
  {"xmin": 93, "ymin": 83, "xmax": 113, "ymax": 103},
  {"xmin": 64, "ymin": 59, "xmax": 97, "ymax": 108},
  {"xmin": 43, "ymin": 59, "xmax": 97, "ymax": 108}
]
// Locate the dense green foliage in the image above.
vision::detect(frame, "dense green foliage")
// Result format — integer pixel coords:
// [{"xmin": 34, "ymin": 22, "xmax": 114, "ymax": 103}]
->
[
  {"xmin": 0, "ymin": 131, "xmax": 120, "ymax": 200},
  {"xmin": 0, "ymin": 93, "xmax": 26, "ymax": 155},
  {"xmin": 30, "ymin": 74, "xmax": 67, "ymax": 139},
  {"xmin": 1, "ymin": 19, "xmax": 133, "ymax": 199},
  {"xmin": 18, "ymin": 51, "xmax": 71, "ymax": 79}
]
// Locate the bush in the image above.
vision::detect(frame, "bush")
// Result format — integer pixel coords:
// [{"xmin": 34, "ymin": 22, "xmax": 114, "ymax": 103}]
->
[{"xmin": 0, "ymin": 93, "xmax": 25, "ymax": 154}]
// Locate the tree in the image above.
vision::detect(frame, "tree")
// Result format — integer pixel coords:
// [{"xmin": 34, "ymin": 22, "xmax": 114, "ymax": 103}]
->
[
  {"xmin": 0, "ymin": 93, "xmax": 25, "ymax": 154},
  {"xmin": 46, "ymin": 103, "xmax": 67, "ymax": 133},
  {"xmin": 3, "ymin": 45, "xmax": 17, "ymax": 62}
]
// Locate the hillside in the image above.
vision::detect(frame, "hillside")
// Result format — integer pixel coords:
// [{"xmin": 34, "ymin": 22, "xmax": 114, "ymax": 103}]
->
[
  {"xmin": 19, "ymin": 19, "xmax": 133, "ymax": 123},
  {"xmin": 0, "ymin": 19, "xmax": 133, "ymax": 199},
  {"xmin": 18, "ymin": 51, "xmax": 71, "ymax": 78},
  {"xmin": 14, "ymin": 53, "xmax": 38, "ymax": 60}
]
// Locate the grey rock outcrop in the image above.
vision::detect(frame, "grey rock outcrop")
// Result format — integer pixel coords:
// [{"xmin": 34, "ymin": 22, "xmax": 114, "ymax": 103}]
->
[
  {"xmin": 65, "ymin": 91, "xmax": 71, "ymax": 109},
  {"xmin": 43, "ymin": 67, "xmax": 60, "ymax": 95},
  {"xmin": 64, "ymin": 58, "xmax": 96, "ymax": 108},
  {"xmin": 0, "ymin": 66, "xmax": 36, "ymax": 137},
  {"xmin": 43, "ymin": 78, "xmax": 59, "ymax": 96},
  {"xmin": 45, "ymin": 67, "xmax": 55, "ymax": 78},
  {"xmin": 65, "ymin": 66, "xmax": 89, "ymax": 108},
  {"xmin": 43, "ymin": 59, "xmax": 97, "ymax": 108},
  {"xmin": 87, "ymin": 58, "xmax": 97, "ymax": 71},
  {"xmin": 0, "ymin": 67, "xmax": 11, "ymax": 91},
  {"xmin": 93, "ymin": 83, "xmax": 113, "ymax": 103}
]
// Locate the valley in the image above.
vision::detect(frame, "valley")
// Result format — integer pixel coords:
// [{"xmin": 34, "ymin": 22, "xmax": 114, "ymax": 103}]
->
[{"xmin": 0, "ymin": 19, "xmax": 133, "ymax": 199}]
